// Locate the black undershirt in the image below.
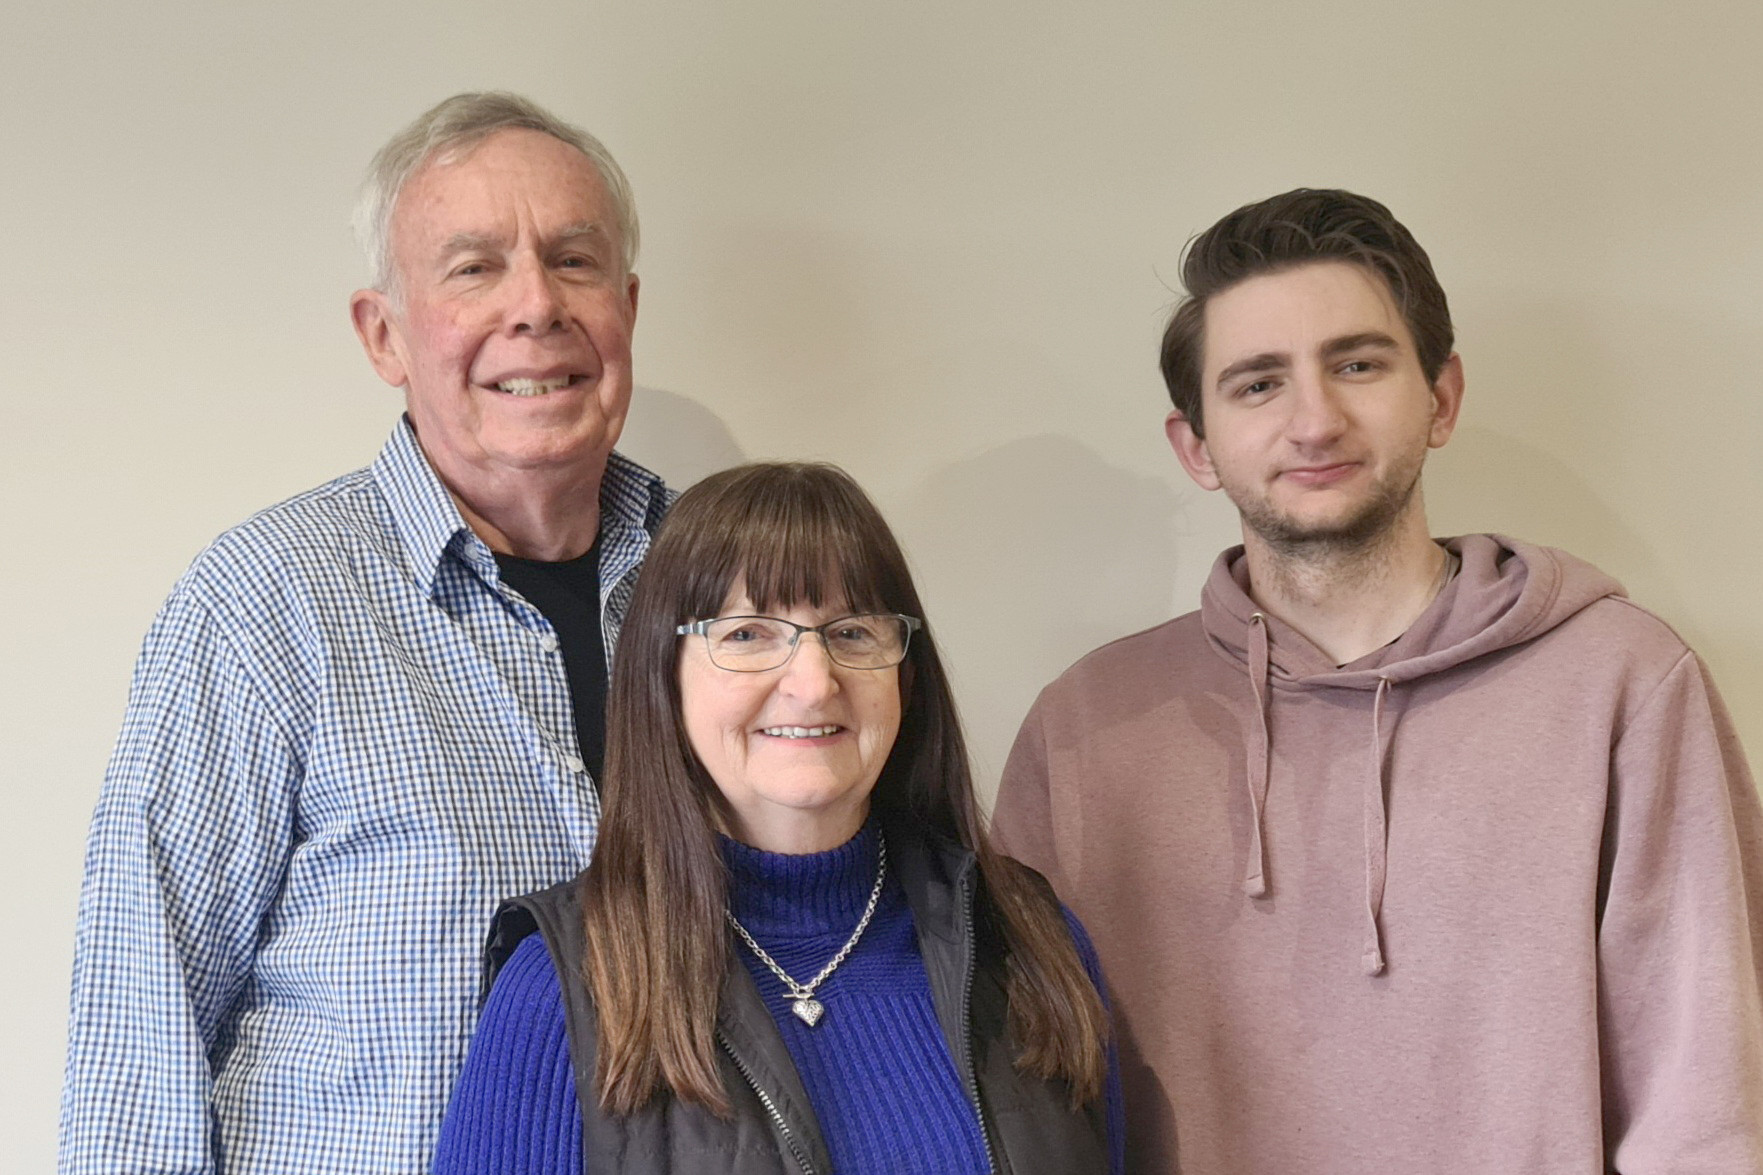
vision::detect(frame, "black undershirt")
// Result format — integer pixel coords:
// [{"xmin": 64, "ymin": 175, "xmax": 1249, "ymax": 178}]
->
[{"xmin": 494, "ymin": 540, "xmax": 607, "ymax": 781}]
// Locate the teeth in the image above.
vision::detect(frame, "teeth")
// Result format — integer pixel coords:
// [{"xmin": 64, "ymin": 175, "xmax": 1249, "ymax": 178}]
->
[
  {"xmin": 495, "ymin": 377, "xmax": 571, "ymax": 396},
  {"xmin": 762, "ymin": 725, "xmax": 840, "ymax": 739}
]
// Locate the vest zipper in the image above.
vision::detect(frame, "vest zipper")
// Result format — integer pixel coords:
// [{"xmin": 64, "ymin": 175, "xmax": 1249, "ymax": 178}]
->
[
  {"xmin": 716, "ymin": 1031, "xmax": 816, "ymax": 1175},
  {"xmin": 957, "ymin": 871, "xmax": 1000, "ymax": 1175}
]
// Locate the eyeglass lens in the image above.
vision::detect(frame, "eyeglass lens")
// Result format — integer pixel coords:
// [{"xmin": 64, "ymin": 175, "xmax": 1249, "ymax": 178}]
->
[{"xmin": 702, "ymin": 615, "xmax": 910, "ymax": 670}]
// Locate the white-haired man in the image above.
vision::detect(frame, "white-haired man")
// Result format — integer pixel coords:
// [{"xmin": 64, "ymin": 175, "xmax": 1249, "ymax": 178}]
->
[{"xmin": 60, "ymin": 93, "xmax": 673, "ymax": 1173}]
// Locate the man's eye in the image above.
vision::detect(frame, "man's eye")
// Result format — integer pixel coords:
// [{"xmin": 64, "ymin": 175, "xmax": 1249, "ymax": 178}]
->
[
  {"xmin": 1239, "ymin": 379, "xmax": 1275, "ymax": 397},
  {"xmin": 1340, "ymin": 359, "xmax": 1379, "ymax": 375}
]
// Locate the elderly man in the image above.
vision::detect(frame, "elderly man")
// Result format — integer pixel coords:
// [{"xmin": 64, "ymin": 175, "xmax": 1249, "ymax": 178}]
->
[{"xmin": 60, "ymin": 93, "xmax": 672, "ymax": 1174}]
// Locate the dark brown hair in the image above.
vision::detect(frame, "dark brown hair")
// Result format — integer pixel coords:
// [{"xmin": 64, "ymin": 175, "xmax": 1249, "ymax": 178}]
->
[
  {"xmin": 1160, "ymin": 188, "xmax": 1454, "ymax": 437},
  {"xmin": 581, "ymin": 462, "xmax": 1109, "ymax": 1116}
]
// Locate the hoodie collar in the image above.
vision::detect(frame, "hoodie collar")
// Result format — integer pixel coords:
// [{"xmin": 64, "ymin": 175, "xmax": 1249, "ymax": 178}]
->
[
  {"xmin": 1201, "ymin": 534, "xmax": 1625, "ymax": 976},
  {"xmin": 1202, "ymin": 534, "xmax": 1625, "ymax": 689}
]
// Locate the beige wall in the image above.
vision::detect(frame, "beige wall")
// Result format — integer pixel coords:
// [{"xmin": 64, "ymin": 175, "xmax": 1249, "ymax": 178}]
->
[{"xmin": 5, "ymin": 0, "xmax": 1758, "ymax": 1163}]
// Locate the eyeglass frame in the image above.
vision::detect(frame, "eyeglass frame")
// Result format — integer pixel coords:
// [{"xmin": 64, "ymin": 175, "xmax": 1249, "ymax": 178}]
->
[{"xmin": 675, "ymin": 612, "xmax": 923, "ymax": 672}]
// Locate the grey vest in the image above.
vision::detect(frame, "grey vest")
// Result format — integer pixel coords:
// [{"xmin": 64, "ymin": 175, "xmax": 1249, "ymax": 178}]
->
[{"xmin": 485, "ymin": 824, "xmax": 1110, "ymax": 1174}]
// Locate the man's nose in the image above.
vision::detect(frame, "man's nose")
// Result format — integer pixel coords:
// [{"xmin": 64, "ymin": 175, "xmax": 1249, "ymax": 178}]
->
[
  {"xmin": 1286, "ymin": 369, "xmax": 1349, "ymax": 445},
  {"xmin": 505, "ymin": 259, "xmax": 567, "ymax": 335}
]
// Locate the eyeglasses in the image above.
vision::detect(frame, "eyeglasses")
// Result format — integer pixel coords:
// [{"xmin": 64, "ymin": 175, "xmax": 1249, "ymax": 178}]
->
[{"xmin": 676, "ymin": 613, "xmax": 922, "ymax": 672}]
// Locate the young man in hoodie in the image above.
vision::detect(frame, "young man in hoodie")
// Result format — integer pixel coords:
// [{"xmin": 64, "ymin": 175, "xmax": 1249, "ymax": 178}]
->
[{"xmin": 991, "ymin": 188, "xmax": 1763, "ymax": 1174}]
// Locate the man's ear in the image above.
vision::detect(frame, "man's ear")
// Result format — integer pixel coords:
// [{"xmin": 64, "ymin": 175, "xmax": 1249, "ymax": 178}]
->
[
  {"xmin": 350, "ymin": 288, "xmax": 409, "ymax": 389},
  {"xmin": 1166, "ymin": 409, "xmax": 1222, "ymax": 491},
  {"xmin": 1427, "ymin": 353, "xmax": 1465, "ymax": 449}
]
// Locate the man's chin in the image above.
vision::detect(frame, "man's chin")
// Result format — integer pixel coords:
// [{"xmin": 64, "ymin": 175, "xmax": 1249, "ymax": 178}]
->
[
  {"xmin": 485, "ymin": 433, "xmax": 618, "ymax": 478},
  {"xmin": 418, "ymin": 421, "xmax": 620, "ymax": 486},
  {"xmin": 1239, "ymin": 501, "xmax": 1405, "ymax": 554},
  {"xmin": 1229, "ymin": 470, "xmax": 1423, "ymax": 556}
]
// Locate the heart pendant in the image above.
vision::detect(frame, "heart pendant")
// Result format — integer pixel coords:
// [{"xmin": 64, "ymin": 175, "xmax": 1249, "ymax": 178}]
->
[{"xmin": 791, "ymin": 997, "xmax": 825, "ymax": 1027}]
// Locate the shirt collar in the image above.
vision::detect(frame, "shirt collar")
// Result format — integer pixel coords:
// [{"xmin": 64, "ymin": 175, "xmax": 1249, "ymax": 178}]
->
[
  {"xmin": 370, "ymin": 415, "xmax": 671, "ymax": 598},
  {"xmin": 597, "ymin": 448, "xmax": 673, "ymax": 583},
  {"xmin": 371, "ymin": 417, "xmax": 475, "ymax": 597}
]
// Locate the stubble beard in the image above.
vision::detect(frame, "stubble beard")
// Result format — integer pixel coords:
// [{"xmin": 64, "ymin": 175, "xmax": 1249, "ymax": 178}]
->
[{"xmin": 1227, "ymin": 455, "xmax": 1426, "ymax": 570}]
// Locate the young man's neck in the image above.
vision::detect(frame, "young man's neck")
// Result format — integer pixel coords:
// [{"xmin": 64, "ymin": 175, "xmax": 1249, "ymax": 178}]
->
[{"xmin": 1240, "ymin": 505, "xmax": 1449, "ymax": 667}]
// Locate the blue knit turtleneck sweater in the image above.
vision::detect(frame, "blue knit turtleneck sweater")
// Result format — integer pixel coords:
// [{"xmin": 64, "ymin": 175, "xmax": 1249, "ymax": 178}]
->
[{"xmin": 431, "ymin": 823, "xmax": 1123, "ymax": 1173}]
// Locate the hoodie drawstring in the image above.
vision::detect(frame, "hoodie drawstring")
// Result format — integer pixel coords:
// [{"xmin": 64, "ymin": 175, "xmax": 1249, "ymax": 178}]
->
[
  {"xmin": 1363, "ymin": 677, "xmax": 1393, "ymax": 976},
  {"xmin": 1238, "ymin": 616, "xmax": 1397, "ymax": 977},
  {"xmin": 1243, "ymin": 613, "xmax": 1272, "ymax": 898}
]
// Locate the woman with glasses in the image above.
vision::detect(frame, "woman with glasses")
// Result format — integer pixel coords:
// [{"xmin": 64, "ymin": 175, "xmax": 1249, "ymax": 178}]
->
[{"xmin": 431, "ymin": 462, "xmax": 1122, "ymax": 1175}]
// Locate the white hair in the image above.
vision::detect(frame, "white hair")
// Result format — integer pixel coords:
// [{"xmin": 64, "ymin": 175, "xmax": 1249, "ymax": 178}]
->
[{"xmin": 353, "ymin": 91, "xmax": 639, "ymax": 293}]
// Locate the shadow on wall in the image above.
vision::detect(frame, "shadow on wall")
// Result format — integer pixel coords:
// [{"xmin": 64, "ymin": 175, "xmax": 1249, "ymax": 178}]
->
[
  {"xmin": 1432, "ymin": 423, "xmax": 1763, "ymax": 759},
  {"xmin": 1427, "ymin": 293, "xmax": 1763, "ymax": 756},
  {"xmin": 615, "ymin": 384, "xmax": 747, "ymax": 490},
  {"xmin": 1434, "ymin": 292, "xmax": 1760, "ymax": 635},
  {"xmin": 896, "ymin": 434, "xmax": 1186, "ymax": 798},
  {"xmin": 1428, "ymin": 297, "xmax": 1662, "ymax": 591},
  {"xmin": 1427, "ymin": 423, "xmax": 1684, "ymax": 613}
]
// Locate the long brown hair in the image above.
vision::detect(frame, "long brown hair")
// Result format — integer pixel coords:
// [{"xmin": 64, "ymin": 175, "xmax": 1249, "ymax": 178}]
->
[{"xmin": 582, "ymin": 462, "xmax": 1108, "ymax": 1116}]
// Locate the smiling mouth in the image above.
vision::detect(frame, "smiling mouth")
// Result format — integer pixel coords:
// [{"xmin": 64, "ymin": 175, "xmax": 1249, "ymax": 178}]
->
[
  {"xmin": 492, "ymin": 375, "xmax": 585, "ymax": 397},
  {"xmin": 1282, "ymin": 462, "xmax": 1359, "ymax": 483},
  {"xmin": 761, "ymin": 725, "xmax": 843, "ymax": 739}
]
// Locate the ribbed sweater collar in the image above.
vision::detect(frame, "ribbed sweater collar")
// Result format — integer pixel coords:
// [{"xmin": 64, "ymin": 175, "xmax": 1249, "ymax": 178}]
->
[{"xmin": 721, "ymin": 821, "xmax": 881, "ymax": 938}]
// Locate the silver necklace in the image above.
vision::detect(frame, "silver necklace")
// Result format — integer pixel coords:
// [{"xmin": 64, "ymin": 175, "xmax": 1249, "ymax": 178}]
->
[{"xmin": 725, "ymin": 836, "xmax": 887, "ymax": 1028}]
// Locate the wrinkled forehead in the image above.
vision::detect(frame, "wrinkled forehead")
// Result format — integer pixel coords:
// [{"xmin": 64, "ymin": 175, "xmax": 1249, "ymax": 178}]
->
[{"xmin": 389, "ymin": 128, "xmax": 616, "ymax": 261}]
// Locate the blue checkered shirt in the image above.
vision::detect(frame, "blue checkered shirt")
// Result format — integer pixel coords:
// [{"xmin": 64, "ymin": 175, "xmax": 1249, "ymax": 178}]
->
[{"xmin": 59, "ymin": 419, "xmax": 672, "ymax": 1174}]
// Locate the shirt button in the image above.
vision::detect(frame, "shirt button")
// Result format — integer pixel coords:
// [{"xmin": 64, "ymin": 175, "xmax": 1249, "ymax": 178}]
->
[
  {"xmin": 538, "ymin": 634, "xmax": 559, "ymax": 653},
  {"xmin": 563, "ymin": 755, "xmax": 586, "ymax": 775}
]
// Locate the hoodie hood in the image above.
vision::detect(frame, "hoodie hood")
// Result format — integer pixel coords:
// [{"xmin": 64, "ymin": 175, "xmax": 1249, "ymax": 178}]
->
[
  {"xmin": 1202, "ymin": 534, "xmax": 1626, "ymax": 689},
  {"xmin": 1200, "ymin": 534, "xmax": 1626, "ymax": 974}
]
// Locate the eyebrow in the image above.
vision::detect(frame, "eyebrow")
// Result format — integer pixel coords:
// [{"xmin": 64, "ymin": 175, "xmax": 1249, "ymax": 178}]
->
[
  {"xmin": 551, "ymin": 221, "xmax": 613, "ymax": 248},
  {"xmin": 1320, "ymin": 331, "xmax": 1402, "ymax": 359},
  {"xmin": 437, "ymin": 222, "xmax": 612, "ymax": 257},
  {"xmin": 439, "ymin": 232, "xmax": 501, "ymax": 256},
  {"xmin": 1214, "ymin": 351, "xmax": 1286, "ymax": 390},
  {"xmin": 1213, "ymin": 331, "xmax": 1403, "ymax": 391}
]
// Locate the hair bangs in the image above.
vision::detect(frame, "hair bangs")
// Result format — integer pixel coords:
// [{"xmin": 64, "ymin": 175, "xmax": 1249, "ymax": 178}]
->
[{"xmin": 670, "ymin": 466, "xmax": 903, "ymax": 623}]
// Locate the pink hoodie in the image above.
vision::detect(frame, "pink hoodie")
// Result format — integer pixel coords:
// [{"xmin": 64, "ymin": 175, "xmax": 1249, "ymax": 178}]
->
[{"xmin": 995, "ymin": 535, "xmax": 1763, "ymax": 1173}]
